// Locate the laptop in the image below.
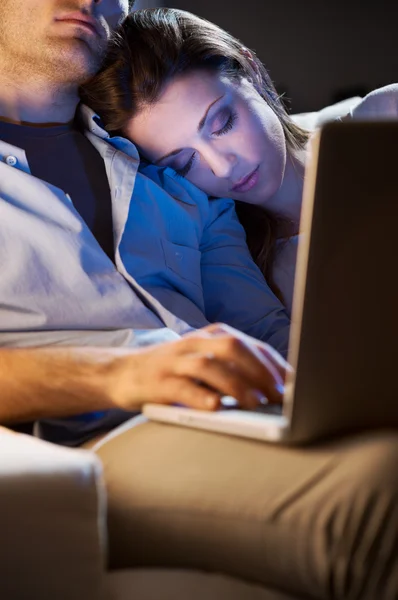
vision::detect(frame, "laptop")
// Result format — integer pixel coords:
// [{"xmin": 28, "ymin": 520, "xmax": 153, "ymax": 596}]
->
[{"xmin": 143, "ymin": 121, "xmax": 398, "ymax": 444}]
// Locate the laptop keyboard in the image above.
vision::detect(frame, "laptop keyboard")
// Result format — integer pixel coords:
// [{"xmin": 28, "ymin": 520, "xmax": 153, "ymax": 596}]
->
[
  {"xmin": 253, "ymin": 403, "xmax": 283, "ymax": 415},
  {"xmin": 220, "ymin": 400, "xmax": 283, "ymax": 416}
]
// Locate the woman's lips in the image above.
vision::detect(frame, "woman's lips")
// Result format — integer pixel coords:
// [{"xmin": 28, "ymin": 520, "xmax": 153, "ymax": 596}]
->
[{"xmin": 231, "ymin": 166, "xmax": 259, "ymax": 193}]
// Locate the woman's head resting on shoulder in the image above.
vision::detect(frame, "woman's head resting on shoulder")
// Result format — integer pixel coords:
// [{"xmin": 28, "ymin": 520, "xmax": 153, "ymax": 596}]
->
[{"xmin": 81, "ymin": 7, "xmax": 308, "ymax": 209}]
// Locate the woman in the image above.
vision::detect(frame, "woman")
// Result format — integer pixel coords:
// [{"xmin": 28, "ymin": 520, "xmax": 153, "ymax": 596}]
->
[{"xmin": 81, "ymin": 7, "xmax": 398, "ymax": 313}]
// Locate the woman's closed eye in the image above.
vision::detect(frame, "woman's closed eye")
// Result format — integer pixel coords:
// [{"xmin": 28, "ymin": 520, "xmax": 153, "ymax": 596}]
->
[
  {"xmin": 174, "ymin": 111, "xmax": 238, "ymax": 179},
  {"xmin": 174, "ymin": 152, "xmax": 196, "ymax": 178},
  {"xmin": 212, "ymin": 111, "xmax": 238, "ymax": 136}
]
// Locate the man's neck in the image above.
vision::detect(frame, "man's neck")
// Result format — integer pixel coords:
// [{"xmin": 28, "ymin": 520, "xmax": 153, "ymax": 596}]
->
[{"xmin": 0, "ymin": 70, "xmax": 79, "ymax": 126}]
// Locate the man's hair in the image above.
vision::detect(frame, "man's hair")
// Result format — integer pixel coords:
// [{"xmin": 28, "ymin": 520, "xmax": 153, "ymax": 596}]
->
[{"xmin": 81, "ymin": 8, "xmax": 308, "ymax": 292}]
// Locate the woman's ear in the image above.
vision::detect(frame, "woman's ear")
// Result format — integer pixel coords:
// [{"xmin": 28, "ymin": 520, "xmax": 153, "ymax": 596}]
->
[
  {"xmin": 239, "ymin": 46, "xmax": 262, "ymax": 91},
  {"xmin": 240, "ymin": 47, "xmax": 254, "ymax": 61}
]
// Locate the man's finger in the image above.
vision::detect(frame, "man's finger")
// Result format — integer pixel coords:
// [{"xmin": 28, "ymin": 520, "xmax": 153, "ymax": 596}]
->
[
  {"xmin": 173, "ymin": 353, "xmax": 264, "ymax": 409},
  {"xmin": 189, "ymin": 337, "xmax": 284, "ymax": 403},
  {"xmin": 205, "ymin": 323, "xmax": 290, "ymax": 378},
  {"xmin": 156, "ymin": 376, "xmax": 220, "ymax": 411}
]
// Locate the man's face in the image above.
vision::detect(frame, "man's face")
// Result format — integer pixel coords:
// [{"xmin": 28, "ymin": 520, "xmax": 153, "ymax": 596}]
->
[{"xmin": 0, "ymin": 0, "xmax": 130, "ymax": 84}]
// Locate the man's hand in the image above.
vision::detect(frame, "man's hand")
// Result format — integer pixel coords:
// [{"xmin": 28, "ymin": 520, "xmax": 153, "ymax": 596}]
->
[
  {"xmin": 105, "ymin": 323, "xmax": 290, "ymax": 412},
  {"xmin": 0, "ymin": 324, "xmax": 291, "ymax": 423}
]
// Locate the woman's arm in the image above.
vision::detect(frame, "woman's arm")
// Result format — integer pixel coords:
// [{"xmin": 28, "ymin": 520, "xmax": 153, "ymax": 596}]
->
[{"xmin": 200, "ymin": 198, "xmax": 291, "ymax": 358}]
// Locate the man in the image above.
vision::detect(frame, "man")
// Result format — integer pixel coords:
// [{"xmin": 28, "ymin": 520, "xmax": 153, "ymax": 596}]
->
[{"xmin": 0, "ymin": 2, "xmax": 397, "ymax": 599}]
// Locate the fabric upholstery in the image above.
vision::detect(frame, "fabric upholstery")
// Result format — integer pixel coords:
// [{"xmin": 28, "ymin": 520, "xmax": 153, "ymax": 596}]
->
[{"xmin": 0, "ymin": 429, "xmax": 107, "ymax": 600}]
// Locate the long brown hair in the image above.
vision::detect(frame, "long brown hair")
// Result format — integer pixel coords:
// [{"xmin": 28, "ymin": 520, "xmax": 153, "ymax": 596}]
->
[{"xmin": 81, "ymin": 8, "xmax": 309, "ymax": 287}]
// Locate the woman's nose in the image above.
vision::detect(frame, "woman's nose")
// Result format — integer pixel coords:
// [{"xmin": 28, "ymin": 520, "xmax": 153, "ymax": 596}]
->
[{"xmin": 207, "ymin": 150, "xmax": 237, "ymax": 179}]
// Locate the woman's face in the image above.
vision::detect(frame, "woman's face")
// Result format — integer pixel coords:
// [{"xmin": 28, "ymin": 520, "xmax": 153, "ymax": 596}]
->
[{"xmin": 124, "ymin": 69, "xmax": 287, "ymax": 206}]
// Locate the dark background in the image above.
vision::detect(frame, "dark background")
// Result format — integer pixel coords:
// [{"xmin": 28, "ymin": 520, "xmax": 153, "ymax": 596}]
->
[{"xmin": 135, "ymin": 0, "xmax": 398, "ymax": 113}]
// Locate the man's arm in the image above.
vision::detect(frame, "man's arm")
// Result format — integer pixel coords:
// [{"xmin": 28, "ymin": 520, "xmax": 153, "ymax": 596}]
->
[
  {"xmin": 200, "ymin": 198, "xmax": 291, "ymax": 357},
  {"xmin": 0, "ymin": 346, "xmax": 117, "ymax": 423},
  {"xmin": 0, "ymin": 324, "xmax": 287, "ymax": 424}
]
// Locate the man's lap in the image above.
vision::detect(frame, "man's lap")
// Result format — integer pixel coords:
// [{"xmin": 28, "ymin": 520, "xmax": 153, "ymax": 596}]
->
[{"xmin": 83, "ymin": 418, "xmax": 398, "ymax": 599}]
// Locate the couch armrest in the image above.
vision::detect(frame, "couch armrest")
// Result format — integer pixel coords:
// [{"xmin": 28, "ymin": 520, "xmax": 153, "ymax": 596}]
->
[
  {"xmin": 0, "ymin": 428, "xmax": 107, "ymax": 600},
  {"xmin": 292, "ymin": 96, "xmax": 362, "ymax": 130}
]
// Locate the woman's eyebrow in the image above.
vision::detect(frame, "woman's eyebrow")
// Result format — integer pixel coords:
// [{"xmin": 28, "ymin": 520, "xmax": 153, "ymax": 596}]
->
[
  {"xmin": 155, "ymin": 94, "xmax": 225, "ymax": 164},
  {"xmin": 197, "ymin": 94, "xmax": 225, "ymax": 132}
]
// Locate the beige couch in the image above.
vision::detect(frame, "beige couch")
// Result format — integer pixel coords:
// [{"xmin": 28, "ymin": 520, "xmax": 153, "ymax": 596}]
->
[{"xmin": 0, "ymin": 428, "xmax": 298, "ymax": 600}]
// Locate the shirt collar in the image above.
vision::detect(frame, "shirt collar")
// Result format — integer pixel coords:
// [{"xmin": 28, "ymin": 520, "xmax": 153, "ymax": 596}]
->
[
  {"xmin": 78, "ymin": 103, "xmax": 140, "ymax": 160},
  {"xmin": 78, "ymin": 103, "xmax": 110, "ymax": 140}
]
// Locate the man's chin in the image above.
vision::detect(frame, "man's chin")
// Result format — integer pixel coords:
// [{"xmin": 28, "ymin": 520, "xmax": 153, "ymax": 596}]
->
[{"xmin": 49, "ymin": 40, "xmax": 104, "ymax": 83}]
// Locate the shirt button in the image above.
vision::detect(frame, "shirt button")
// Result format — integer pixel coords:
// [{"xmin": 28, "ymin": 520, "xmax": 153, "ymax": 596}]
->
[{"xmin": 5, "ymin": 155, "xmax": 17, "ymax": 167}]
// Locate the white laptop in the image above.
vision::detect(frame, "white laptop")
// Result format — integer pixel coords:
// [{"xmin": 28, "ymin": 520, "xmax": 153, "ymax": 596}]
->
[{"xmin": 143, "ymin": 121, "xmax": 398, "ymax": 444}]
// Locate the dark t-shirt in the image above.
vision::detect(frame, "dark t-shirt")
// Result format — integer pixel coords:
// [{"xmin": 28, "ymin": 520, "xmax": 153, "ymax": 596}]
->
[
  {"xmin": 0, "ymin": 118, "xmax": 114, "ymax": 260},
  {"xmin": 0, "ymin": 117, "xmax": 115, "ymax": 435}
]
